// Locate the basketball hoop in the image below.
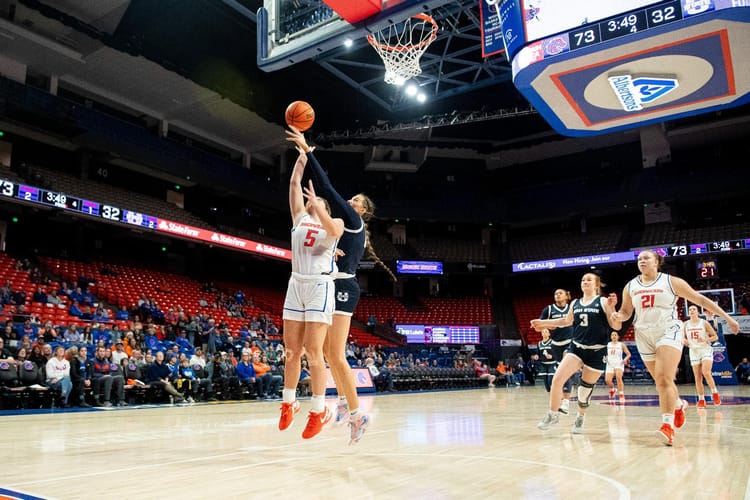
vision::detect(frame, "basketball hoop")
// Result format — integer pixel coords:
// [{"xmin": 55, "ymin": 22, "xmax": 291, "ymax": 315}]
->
[{"xmin": 367, "ymin": 13, "xmax": 438, "ymax": 85}]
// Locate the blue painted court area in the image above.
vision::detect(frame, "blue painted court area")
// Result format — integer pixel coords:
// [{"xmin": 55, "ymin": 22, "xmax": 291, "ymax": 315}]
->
[
  {"xmin": 594, "ymin": 394, "xmax": 750, "ymax": 407},
  {"xmin": 0, "ymin": 486, "xmax": 47, "ymax": 499}
]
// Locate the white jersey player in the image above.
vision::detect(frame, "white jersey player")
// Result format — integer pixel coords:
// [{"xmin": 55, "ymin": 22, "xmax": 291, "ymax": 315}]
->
[
  {"xmin": 605, "ymin": 331, "xmax": 631, "ymax": 402},
  {"xmin": 279, "ymin": 147, "xmax": 344, "ymax": 439},
  {"xmin": 683, "ymin": 305, "xmax": 721, "ymax": 408},
  {"xmin": 613, "ymin": 250, "xmax": 739, "ymax": 446}
]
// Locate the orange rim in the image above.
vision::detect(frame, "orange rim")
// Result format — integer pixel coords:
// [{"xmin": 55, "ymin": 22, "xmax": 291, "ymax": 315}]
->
[{"xmin": 367, "ymin": 13, "xmax": 438, "ymax": 53}]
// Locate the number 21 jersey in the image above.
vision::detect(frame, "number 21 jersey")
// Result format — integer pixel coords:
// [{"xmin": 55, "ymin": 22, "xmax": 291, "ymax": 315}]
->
[{"xmin": 627, "ymin": 272, "xmax": 678, "ymax": 331}]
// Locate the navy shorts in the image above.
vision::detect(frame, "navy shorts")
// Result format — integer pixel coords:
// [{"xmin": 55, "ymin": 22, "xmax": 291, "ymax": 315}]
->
[
  {"xmin": 334, "ymin": 277, "xmax": 360, "ymax": 315},
  {"xmin": 566, "ymin": 343, "xmax": 607, "ymax": 372},
  {"xmin": 551, "ymin": 341, "xmax": 571, "ymax": 363}
]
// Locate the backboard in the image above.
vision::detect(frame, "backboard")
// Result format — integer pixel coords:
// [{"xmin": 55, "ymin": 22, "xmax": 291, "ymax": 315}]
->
[{"xmin": 256, "ymin": 0, "xmax": 453, "ymax": 71}]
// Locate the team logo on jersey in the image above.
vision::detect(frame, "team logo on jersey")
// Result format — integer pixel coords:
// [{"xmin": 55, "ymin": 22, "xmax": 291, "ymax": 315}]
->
[
  {"xmin": 337, "ymin": 291, "xmax": 349, "ymax": 303},
  {"xmin": 608, "ymin": 75, "xmax": 679, "ymax": 112}
]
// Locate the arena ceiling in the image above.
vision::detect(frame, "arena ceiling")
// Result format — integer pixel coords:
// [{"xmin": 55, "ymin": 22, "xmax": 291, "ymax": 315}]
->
[{"xmin": 1, "ymin": 0, "xmax": 750, "ymax": 173}]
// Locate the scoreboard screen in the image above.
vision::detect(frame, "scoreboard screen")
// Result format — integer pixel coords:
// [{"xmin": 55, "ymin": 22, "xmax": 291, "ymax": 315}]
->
[
  {"xmin": 521, "ymin": 0, "xmax": 667, "ymax": 42},
  {"xmin": 396, "ymin": 324, "xmax": 480, "ymax": 345}
]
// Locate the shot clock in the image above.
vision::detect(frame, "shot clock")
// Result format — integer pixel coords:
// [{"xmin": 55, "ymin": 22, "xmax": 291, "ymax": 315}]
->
[{"xmin": 697, "ymin": 260, "xmax": 718, "ymax": 280}]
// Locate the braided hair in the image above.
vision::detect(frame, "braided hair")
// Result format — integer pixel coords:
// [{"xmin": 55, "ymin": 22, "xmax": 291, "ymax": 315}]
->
[{"xmin": 357, "ymin": 193, "xmax": 397, "ymax": 283}]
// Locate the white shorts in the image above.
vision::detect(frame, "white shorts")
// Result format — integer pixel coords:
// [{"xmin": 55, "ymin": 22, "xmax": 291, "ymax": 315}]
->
[
  {"xmin": 605, "ymin": 359, "xmax": 624, "ymax": 374},
  {"xmin": 282, "ymin": 274, "xmax": 335, "ymax": 325},
  {"xmin": 689, "ymin": 346, "xmax": 714, "ymax": 366},
  {"xmin": 635, "ymin": 319, "xmax": 684, "ymax": 363}
]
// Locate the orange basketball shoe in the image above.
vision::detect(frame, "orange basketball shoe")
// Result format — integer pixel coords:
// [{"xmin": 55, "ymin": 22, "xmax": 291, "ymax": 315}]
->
[
  {"xmin": 656, "ymin": 423, "xmax": 674, "ymax": 446},
  {"xmin": 674, "ymin": 399, "xmax": 688, "ymax": 429},
  {"xmin": 712, "ymin": 392, "xmax": 721, "ymax": 406},
  {"xmin": 302, "ymin": 406, "xmax": 332, "ymax": 439},
  {"xmin": 278, "ymin": 400, "xmax": 300, "ymax": 431},
  {"xmin": 697, "ymin": 399, "xmax": 706, "ymax": 409}
]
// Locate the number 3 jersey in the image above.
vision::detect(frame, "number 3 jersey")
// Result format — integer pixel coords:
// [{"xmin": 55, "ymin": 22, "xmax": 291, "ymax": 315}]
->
[
  {"xmin": 626, "ymin": 272, "xmax": 678, "ymax": 332},
  {"xmin": 571, "ymin": 296, "xmax": 610, "ymax": 345},
  {"xmin": 290, "ymin": 213, "xmax": 338, "ymax": 276}
]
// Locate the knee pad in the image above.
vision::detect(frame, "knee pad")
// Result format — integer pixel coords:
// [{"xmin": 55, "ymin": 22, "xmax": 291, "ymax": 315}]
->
[{"xmin": 577, "ymin": 380, "xmax": 595, "ymax": 408}]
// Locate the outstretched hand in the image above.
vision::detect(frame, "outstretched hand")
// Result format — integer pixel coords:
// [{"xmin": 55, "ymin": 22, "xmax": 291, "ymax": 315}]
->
[
  {"xmin": 286, "ymin": 126, "xmax": 312, "ymax": 153},
  {"xmin": 302, "ymin": 179, "xmax": 320, "ymax": 209}
]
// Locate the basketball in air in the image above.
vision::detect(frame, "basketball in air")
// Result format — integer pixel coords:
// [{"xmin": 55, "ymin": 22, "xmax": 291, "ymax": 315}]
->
[{"xmin": 285, "ymin": 100, "xmax": 315, "ymax": 131}]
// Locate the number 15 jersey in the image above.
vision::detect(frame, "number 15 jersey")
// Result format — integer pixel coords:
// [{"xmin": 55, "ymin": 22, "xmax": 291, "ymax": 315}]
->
[{"xmin": 626, "ymin": 272, "xmax": 678, "ymax": 332}]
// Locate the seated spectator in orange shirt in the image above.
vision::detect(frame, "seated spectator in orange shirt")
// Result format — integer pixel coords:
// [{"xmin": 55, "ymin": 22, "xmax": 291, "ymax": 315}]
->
[
  {"xmin": 496, "ymin": 361, "xmax": 518, "ymax": 386},
  {"xmin": 252, "ymin": 351, "xmax": 281, "ymax": 400}
]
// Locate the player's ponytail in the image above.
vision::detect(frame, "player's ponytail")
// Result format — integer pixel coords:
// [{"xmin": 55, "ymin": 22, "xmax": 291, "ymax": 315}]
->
[{"xmin": 358, "ymin": 193, "xmax": 397, "ymax": 283}]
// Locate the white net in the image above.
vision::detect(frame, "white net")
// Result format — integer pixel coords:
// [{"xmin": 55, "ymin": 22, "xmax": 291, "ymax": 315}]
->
[{"xmin": 367, "ymin": 13, "xmax": 438, "ymax": 85}]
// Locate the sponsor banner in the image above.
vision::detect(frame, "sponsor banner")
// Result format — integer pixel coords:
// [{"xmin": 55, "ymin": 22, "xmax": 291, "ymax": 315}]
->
[
  {"xmin": 715, "ymin": 315, "xmax": 750, "ymax": 334},
  {"xmin": 396, "ymin": 260, "xmax": 443, "ymax": 275},
  {"xmin": 512, "ymin": 250, "xmax": 635, "ymax": 272},
  {"xmin": 608, "ymin": 75, "xmax": 679, "ymax": 112},
  {"xmin": 156, "ymin": 219, "xmax": 291, "ymax": 261},
  {"xmin": 709, "ymin": 316, "xmax": 739, "ymax": 384},
  {"xmin": 325, "ymin": 367, "xmax": 374, "ymax": 394}
]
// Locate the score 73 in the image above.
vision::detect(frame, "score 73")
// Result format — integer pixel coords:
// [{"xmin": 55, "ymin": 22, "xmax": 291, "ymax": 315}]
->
[{"xmin": 570, "ymin": 27, "xmax": 600, "ymax": 49}]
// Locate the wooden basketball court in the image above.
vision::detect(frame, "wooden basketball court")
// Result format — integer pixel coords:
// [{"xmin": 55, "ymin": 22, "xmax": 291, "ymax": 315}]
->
[{"xmin": 2, "ymin": 384, "xmax": 749, "ymax": 499}]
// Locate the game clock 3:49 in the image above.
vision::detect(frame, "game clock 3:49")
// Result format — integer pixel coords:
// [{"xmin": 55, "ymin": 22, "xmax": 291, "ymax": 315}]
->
[{"xmin": 602, "ymin": 12, "xmax": 648, "ymax": 41}]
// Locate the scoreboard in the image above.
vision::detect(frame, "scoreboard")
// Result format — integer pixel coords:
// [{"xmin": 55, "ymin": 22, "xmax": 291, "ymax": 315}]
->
[
  {"xmin": 651, "ymin": 240, "xmax": 748, "ymax": 257},
  {"xmin": 396, "ymin": 324, "xmax": 481, "ymax": 344},
  {"xmin": 2, "ymin": 179, "xmax": 157, "ymax": 229},
  {"xmin": 0, "ymin": 178, "xmax": 291, "ymax": 261},
  {"xmin": 502, "ymin": 0, "xmax": 750, "ymax": 136}
]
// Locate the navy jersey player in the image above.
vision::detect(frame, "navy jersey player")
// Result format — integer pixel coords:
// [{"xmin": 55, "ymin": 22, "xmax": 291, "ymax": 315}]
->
[
  {"xmin": 532, "ymin": 273, "xmax": 621, "ymax": 434},
  {"xmin": 534, "ymin": 289, "xmax": 575, "ymax": 414}
]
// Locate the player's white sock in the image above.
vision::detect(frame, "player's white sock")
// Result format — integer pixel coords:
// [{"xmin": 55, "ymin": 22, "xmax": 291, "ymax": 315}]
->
[
  {"xmin": 662, "ymin": 414, "xmax": 674, "ymax": 428},
  {"xmin": 282, "ymin": 388, "xmax": 296, "ymax": 403},
  {"xmin": 311, "ymin": 395, "xmax": 325, "ymax": 413}
]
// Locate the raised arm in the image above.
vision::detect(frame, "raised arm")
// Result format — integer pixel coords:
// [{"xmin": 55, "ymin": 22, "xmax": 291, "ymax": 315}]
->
[
  {"xmin": 286, "ymin": 128, "xmax": 361, "ymax": 229},
  {"xmin": 302, "ymin": 179, "xmax": 344, "ymax": 240},
  {"xmin": 671, "ymin": 276, "xmax": 740, "ymax": 334},
  {"xmin": 289, "ymin": 148, "xmax": 307, "ymax": 223}
]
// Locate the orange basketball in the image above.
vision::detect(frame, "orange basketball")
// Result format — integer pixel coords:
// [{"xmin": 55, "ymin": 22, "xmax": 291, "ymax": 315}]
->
[{"xmin": 285, "ymin": 100, "xmax": 315, "ymax": 131}]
